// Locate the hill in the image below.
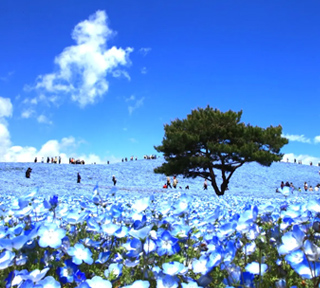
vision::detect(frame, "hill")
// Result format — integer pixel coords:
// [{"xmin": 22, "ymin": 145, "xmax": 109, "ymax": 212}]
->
[{"xmin": 0, "ymin": 159, "xmax": 319, "ymax": 200}]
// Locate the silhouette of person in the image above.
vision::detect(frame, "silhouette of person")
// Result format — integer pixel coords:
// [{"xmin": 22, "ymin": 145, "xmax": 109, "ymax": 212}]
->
[
  {"xmin": 77, "ymin": 172, "xmax": 81, "ymax": 183},
  {"xmin": 203, "ymin": 179, "xmax": 208, "ymax": 190},
  {"xmin": 112, "ymin": 175, "xmax": 117, "ymax": 186},
  {"xmin": 26, "ymin": 167, "xmax": 32, "ymax": 178},
  {"xmin": 166, "ymin": 176, "xmax": 172, "ymax": 188}
]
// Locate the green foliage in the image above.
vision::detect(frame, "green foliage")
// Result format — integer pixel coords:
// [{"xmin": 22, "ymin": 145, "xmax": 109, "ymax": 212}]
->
[{"xmin": 154, "ymin": 106, "xmax": 288, "ymax": 196}]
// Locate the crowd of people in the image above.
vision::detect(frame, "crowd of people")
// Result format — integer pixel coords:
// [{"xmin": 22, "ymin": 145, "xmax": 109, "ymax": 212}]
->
[
  {"xmin": 277, "ymin": 180, "xmax": 320, "ymax": 193},
  {"xmin": 33, "ymin": 156, "xmax": 87, "ymax": 165},
  {"xmin": 34, "ymin": 156, "xmax": 62, "ymax": 164}
]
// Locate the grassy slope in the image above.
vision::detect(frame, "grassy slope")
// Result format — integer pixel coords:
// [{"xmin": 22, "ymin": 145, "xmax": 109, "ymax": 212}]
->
[{"xmin": 0, "ymin": 159, "xmax": 319, "ymax": 199}]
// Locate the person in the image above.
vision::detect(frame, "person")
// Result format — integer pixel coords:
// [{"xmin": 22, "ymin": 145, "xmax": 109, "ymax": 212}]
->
[
  {"xmin": 315, "ymin": 186, "xmax": 319, "ymax": 192},
  {"xmin": 304, "ymin": 182, "xmax": 308, "ymax": 191},
  {"xmin": 25, "ymin": 167, "xmax": 32, "ymax": 178},
  {"xmin": 280, "ymin": 181, "xmax": 284, "ymax": 189},
  {"xmin": 77, "ymin": 172, "xmax": 81, "ymax": 183},
  {"xmin": 41, "ymin": 157, "xmax": 44, "ymax": 163},
  {"xmin": 59, "ymin": 156, "xmax": 61, "ymax": 164},
  {"xmin": 185, "ymin": 185, "xmax": 189, "ymax": 190},
  {"xmin": 47, "ymin": 157, "xmax": 50, "ymax": 163},
  {"xmin": 34, "ymin": 157, "xmax": 37, "ymax": 163},
  {"xmin": 163, "ymin": 183, "xmax": 167, "ymax": 189},
  {"xmin": 173, "ymin": 176, "xmax": 178, "ymax": 188},
  {"xmin": 112, "ymin": 175, "xmax": 117, "ymax": 186},
  {"xmin": 203, "ymin": 179, "xmax": 208, "ymax": 190},
  {"xmin": 166, "ymin": 176, "xmax": 172, "ymax": 188},
  {"xmin": 309, "ymin": 186, "xmax": 314, "ymax": 192}
]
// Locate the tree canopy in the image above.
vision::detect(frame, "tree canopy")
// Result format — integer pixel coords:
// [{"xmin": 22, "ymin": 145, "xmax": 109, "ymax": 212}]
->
[{"xmin": 154, "ymin": 106, "xmax": 289, "ymax": 196}]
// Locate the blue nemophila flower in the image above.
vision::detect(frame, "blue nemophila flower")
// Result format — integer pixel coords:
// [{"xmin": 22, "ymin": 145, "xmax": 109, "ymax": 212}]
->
[
  {"xmin": 21, "ymin": 267, "xmax": 50, "ymax": 283},
  {"xmin": 57, "ymin": 259, "xmax": 79, "ymax": 284},
  {"xmin": 49, "ymin": 195, "xmax": 59, "ymax": 208},
  {"xmin": 132, "ymin": 214, "xmax": 147, "ymax": 230},
  {"xmin": 223, "ymin": 264, "xmax": 241, "ymax": 286},
  {"xmin": 217, "ymin": 222, "xmax": 237, "ymax": 239},
  {"xmin": 104, "ymin": 263, "xmax": 123, "ymax": 279},
  {"xmin": 68, "ymin": 243, "xmax": 93, "ymax": 265},
  {"xmin": 245, "ymin": 262, "xmax": 268, "ymax": 275},
  {"xmin": 143, "ymin": 238, "xmax": 156, "ymax": 254},
  {"xmin": 173, "ymin": 193, "xmax": 190, "ymax": 215},
  {"xmin": 278, "ymin": 225, "xmax": 305, "ymax": 255},
  {"xmin": 114, "ymin": 226, "xmax": 129, "ymax": 238},
  {"xmin": 192, "ymin": 255, "xmax": 212, "ymax": 275},
  {"xmin": 101, "ymin": 223, "xmax": 120, "ymax": 236},
  {"xmin": 132, "ymin": 197, "xmax": 150, "ymax": 213},
  {"xmin": 162, "ymin": 261, "xmax": 185, "ymax": 276},
  {"xmin": 243, "ymin": 242, "xmax": 256, "ymax": 255},
  {"xmin": 37, "ymin": 276, "xmax": 61, "ymax": 288},
  {"xmin": 0, "ymin": 250, "xmax": 15, "ymax": 269},
  {"xmin": 5, "ymin": 269, "xmax": 28, "ymax": 287},
  {"xmin": 85, "ymin": 276, "xmax": 112, "ymax": 288},
  {"xmin": 122, "ymin": 280, "xmax": 150, "ymax": 288},
  {"xmin": 74, "ymin": 269, "xmax": 86, "ymax": 284},
  {"xmin": 0, "ymin": 234, "xmax": 29, "ymax": 251},
  {"xmin": 181, "ymin": 280, "xmax": 201, "ymax": 288},
  {"xmin": 87, "ymin": 217, "xmax": 101, "ymax": 233},
  {"xmin": 304, "ymin": 239, "xmax": 320, "ymax": 262},
  {"xmin": 157, "ymin": 274, "xmax": 179, "ymax": 288},
  {"xmin": 17, "ymin": 279, "xmax": 34, "ymax": 288},
  {"xmin": 38, "ymin": 223, "xmax": 66, "ymax": 249},
  {"xmin": 129, "ymin": 225, "xmax": 152, "ymax": 240},
  {"xmin": 95, "ymin": 251, "xmax": 111, "ymax": 264},
  {"xmin": 156, "ymin": 230, "xmax": 180, "ymax": 256},
  {"xmin": 125, "ymin": 238, "xmax": 142, "ymax": 258},
  {"xmin": 285, "ymin": 250, "xmax": 320, "ymax": 279}
]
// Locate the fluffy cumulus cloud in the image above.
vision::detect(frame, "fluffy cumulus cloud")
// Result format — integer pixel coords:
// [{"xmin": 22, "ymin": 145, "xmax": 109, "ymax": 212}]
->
[
  {"xmin": 0, "ymin": 98, "xmax": 105, "ymax": 163},
  {"xmin": 35, "ymin": 10, "xmax": 133, "ymax": 107},
  {"xmin": 37, "ymin": 115, "xmax": 52, "ymax": 125},
  {"xmin": 314, "ymin": 136, "xmax": 320, "ymax": 144},
  {"xmin": 0, "ymin": 97, "xmax": 13, "ymax": 157},
  {"xmin": 1, "ymin": 135, "xmax": 106, "ymax": 164},
  {"xmin": 0, "ymin": 97, "xmax": 13, "ymax": 118},
  {"xmin": 282, "ymin": 134, "xmax": 311, "ymax": 144},
  {"xmin": 282, "ymin": 153, "xmax": 320, "ymax": 166}
]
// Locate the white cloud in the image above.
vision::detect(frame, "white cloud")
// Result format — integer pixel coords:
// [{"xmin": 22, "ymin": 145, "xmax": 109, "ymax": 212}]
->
[
  {"xmin": 282, "ymin": 134, "xmax": 311, "ymax": 144},
  {"xmin": 37, "ymin": 114, "xmax": 53, "ymax": 125},
  {"xmin": 0, "ymin": 98, "xmax": 112, "ymax": 164},
  {"xmin": 128, "ymin": 97, "xmax": 144, "ymax": 115},
  {"xmin": 282, "ymin": 153, "xmax": 320, "ymax": 166},
  {"xmin": 139, "ymin": 47, "xmax": 151, "ymax": 56},
  {"xmin": 125, "ymin": 95, "xmax": 135, "ymax": 102},
  {"xmin": 314, "ymin": 136, "xmax": 320, "ymax": 144},
  {"xmin": 21, "ymin": 109, "xmax": 34, "ymax": 119},
  {"xmin": 129, "ymin": 138, "xmax": 138, "ymax": 143},
  {"xmin": 35, "ymin": 10, "xmax": 133, "ymax": 108},
  {"xmin": 0, "ymin": 71, "xmax": 14, "ymax": 82},
  {"xmin": 0, "ymin": 97, "xmax": 13, "ymax": 118},
  {"xmin": 141, "ymin": 67, "xmax": 147, "ymax": 74}
]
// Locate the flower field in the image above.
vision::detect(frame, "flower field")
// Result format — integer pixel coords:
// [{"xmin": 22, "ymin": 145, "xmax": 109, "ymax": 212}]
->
[{"xmin": 1, "ymin": 159, "xmax": 320, "ymax": 288}]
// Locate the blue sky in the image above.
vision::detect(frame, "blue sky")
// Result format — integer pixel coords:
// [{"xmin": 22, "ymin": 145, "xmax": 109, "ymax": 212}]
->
[{"xmin": 0, "ymin": 0, "xmax": 319, "ymax": 164}]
